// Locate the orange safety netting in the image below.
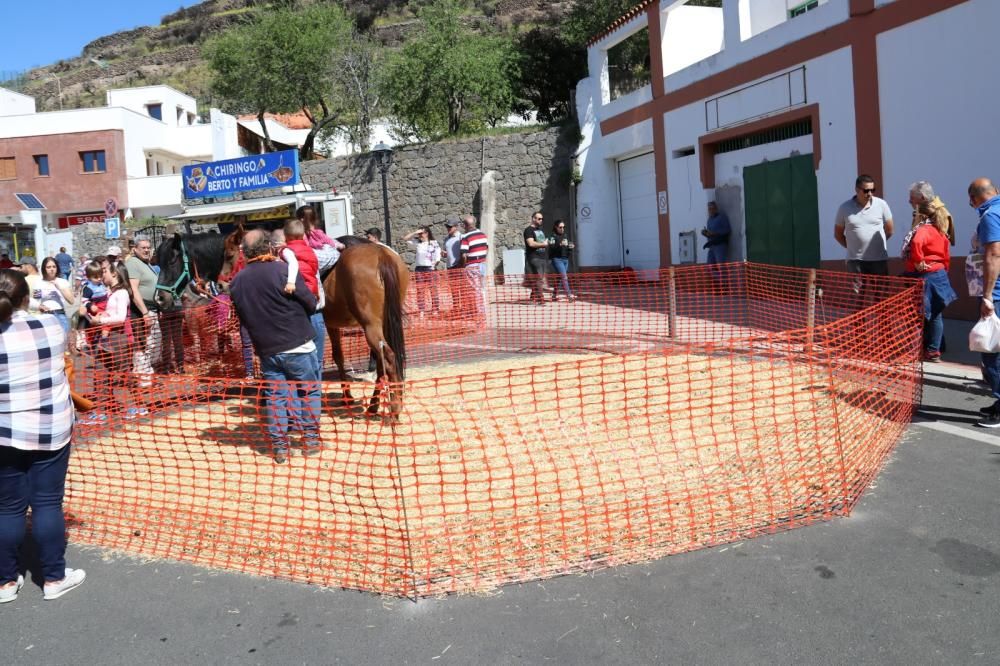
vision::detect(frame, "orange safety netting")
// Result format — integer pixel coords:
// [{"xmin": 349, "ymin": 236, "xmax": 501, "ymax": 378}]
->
[{"xmin": 66, "ymin": 262, "xmax": 923, "ymax": 597}]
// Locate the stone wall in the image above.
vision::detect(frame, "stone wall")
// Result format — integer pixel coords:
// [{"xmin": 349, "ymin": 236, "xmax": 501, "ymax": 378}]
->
[
  {"xmin": 60, "ymin": 127, "xmax": 576, "ymax": 270},
  {"xmin": 296, "ymin": 126, "xmax": 577, "ymax": 269}
]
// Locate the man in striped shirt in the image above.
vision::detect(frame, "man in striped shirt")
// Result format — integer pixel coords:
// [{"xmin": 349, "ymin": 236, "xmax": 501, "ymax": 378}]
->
[{"xmin": 459, "ymin": 215, "xmax": 489, "ymax": 321}]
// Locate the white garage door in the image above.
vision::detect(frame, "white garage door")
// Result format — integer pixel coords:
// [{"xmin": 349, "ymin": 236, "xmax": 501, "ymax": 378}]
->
[{"xmin": 617, "ymin": 152, "xmax": 659, "ymax": 275}]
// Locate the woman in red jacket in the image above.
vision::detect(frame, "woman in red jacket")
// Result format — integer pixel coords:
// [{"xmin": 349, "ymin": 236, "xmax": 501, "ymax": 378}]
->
[{"xmin": 902, "ymin": 196, "xmax": 958, "ymax": 362}]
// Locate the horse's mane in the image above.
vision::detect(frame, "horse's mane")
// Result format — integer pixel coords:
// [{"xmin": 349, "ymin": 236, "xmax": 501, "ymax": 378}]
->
[
  {"xmin": 337, "ymin": 235, "xmax": 372, "ymax": 249},
  {"xmin": 155, "ymin": 232, "xmax": 229, "ymax": 285}
]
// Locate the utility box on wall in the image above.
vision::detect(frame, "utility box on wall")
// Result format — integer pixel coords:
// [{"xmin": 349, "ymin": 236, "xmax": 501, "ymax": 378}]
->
[{"xmin": 678, "ymin": 230, "xmax": 697, "ymax": 264}]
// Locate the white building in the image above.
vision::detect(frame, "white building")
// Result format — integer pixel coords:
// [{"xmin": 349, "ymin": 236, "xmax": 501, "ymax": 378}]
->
[{"xmin": 574, "ymin": 0, "xmax": 995, "ymax": 315}]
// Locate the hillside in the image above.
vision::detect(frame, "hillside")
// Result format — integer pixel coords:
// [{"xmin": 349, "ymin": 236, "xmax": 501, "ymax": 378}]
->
[{"xmin": 6, "ymin": 0, "xmax": 577, "ymax": 114}]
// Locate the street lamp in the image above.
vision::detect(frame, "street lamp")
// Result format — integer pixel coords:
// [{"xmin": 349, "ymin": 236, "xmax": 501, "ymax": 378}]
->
[
  {"xmin": 372, "ymin": 142, "xmax": 394, "ymax": 246},
  {"xmin": 46, "ymin": 73, "xmax": 62, "ymax": 111}
]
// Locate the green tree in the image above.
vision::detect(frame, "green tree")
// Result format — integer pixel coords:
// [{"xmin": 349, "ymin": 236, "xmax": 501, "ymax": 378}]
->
[
  {"xmin": 381, "ymin": 0, "xmax": 518, "ymax": 139},
  {"xmin": 329, "ymin": 31, "xmax": 383, "ymax": 152},
  {"xmin": 514, "ymin": 27, "xmax": 587, "ymax": 123},
  {"xmin": 204, "ymin": 3, "xmax": 353, "ymax": 160}
]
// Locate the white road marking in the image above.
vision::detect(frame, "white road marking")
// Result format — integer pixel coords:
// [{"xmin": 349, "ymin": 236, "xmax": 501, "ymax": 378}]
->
[{"xmin": 912, "ymin": 419, "xmax": 1000, "ymax": 448}]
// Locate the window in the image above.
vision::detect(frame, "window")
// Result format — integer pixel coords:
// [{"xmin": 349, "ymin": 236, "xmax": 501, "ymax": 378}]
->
[
  {"xmin": 0, "ymin": 157, "xmax": 15, "ymax": 180},
  {"xmin": 33, "ymin": 154, "xmax": 49, "ymax": 177},
  {"xmin": 80, "ymin": 150, "xmax": 106, "ymax": 173},
  {"xmin": 146, "ymin": 103, "xmax": 162, "ymax": 120},
  {"xmin": 789, "ymin": 0, "xmax": 820, "ymax": 18},
  {"xmin": 608, "ymin": 28, "xmax": 651, "ymax": 101},
  {"xmin": 177, "ymin": 106, "xmax": 184, "ymax": 124},
  {"xmin": 187, "ymin": 112, "xmax": 196, "ymax": 126}
]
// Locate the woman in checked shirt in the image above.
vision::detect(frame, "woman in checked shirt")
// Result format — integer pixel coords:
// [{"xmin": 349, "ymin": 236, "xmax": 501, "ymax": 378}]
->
[{"xmin": 0, "ymin": 268, "xmax": 86, "ymax": 602}]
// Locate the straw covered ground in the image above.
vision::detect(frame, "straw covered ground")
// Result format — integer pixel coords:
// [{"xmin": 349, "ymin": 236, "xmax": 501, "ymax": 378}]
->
[{"xmin": 67, "ymin": 350, "xmax": 899, "ymax": 596}]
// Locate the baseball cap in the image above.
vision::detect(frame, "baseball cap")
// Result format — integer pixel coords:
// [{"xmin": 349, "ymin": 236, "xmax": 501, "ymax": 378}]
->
[
  {"xmin": 15, "ymin": 255, "xmax": 36, "ymax": 266},
  {"xmin": 106, "ymin": 245, "xmax": 122, "ymax": 257},
  {"xmin": 444, "ymin": 217, "xmax": 459, "ymax": 228}
]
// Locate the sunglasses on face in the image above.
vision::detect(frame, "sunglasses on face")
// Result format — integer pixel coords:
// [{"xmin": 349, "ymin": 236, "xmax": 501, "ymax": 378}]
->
[{"xmin": 860, "ymin": 188, "xmax": 875, "ymax": 194}]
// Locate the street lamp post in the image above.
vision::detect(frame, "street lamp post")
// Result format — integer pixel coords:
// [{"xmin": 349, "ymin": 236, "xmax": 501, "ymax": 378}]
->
[
  {"xmin": 372, "ymin": 142, "xmax": 394, "ymax": 246},
  {"xmin": 47, "ymin": 74, "xmax": 62, "ymax": 111}
]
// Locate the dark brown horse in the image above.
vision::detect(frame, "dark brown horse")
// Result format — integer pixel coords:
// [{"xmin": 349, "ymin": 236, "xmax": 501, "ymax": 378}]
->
[{"xmin": 322, "ymin": 238, "xmax": 409, "ymax": 419}]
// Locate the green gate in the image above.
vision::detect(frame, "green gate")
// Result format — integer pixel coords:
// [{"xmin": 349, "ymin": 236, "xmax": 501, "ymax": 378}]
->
[{"xmin": 743, "ymin": 154, "xmax": 820, "ymax": 268}]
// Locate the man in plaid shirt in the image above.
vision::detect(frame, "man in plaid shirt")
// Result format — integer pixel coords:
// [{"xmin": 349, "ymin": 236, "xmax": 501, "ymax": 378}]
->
[{"xmin": 0, "ymin": 268, "xmax": 84, "ymax": 602}]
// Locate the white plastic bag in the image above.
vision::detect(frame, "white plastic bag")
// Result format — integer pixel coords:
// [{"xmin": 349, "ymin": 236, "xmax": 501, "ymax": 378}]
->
[{"xmin": 969, "ymin": 313, "xmax": 1000, "ymax": 353}]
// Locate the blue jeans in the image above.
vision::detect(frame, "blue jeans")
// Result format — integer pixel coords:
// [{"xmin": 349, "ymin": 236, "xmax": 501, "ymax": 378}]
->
[
  {"xmin": 0, "ymin": 444, "xmax": 71, "ymax": 584},
  {"xmin": 707, "ymin": 244, "xmax": 728, "ymax": 264},
  {"xmin": 310, "ymin": 311, "xmax": 326, "ymax": 374},
  {"xmin": 551, "ymin": 257, "xmax": 572, "ymax": 298},
  {"xmin": 52, "ymin": 312, "xmax": 69, "ymax": 334},
  {"xmin": 983, "ymin": 353, "xmax": 1000, "ymax": 402},
  {"xmin": 259, "ymin": 351, "xmax": 321, "ymax": 455}
]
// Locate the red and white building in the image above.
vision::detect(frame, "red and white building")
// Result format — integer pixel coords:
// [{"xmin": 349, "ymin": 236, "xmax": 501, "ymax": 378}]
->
[
  {"xmin": 0, "ymin": 85, "xmax": 255, "ymax": 259},
  {"xmin": 575, "ymin": 0, "xmax": 996, "ymax": 312}
]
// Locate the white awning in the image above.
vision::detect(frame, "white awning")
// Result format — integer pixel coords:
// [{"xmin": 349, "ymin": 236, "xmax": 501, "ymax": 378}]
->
[{"xmin": 167, "ymin": 196, "xmax": 298, "ymax": 221}]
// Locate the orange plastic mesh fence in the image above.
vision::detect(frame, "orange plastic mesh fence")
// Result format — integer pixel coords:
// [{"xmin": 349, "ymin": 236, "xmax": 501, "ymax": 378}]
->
[{"xmin": 67, "ymin": 263, "xmax": 923, "ymax": 597}]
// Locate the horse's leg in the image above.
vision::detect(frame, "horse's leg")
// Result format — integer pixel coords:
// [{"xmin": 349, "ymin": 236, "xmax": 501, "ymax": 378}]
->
[
  {"xmin": 361, "ymin": 324, "xmax": 398, "ymax": 417},
  {"xmin": 329, "ymin": 326, "xmax": 355, "ymax": 410}
]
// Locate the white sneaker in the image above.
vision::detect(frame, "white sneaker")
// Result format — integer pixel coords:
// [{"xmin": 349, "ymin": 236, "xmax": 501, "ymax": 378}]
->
[
  {"xmin": 43, "ymin": 568, "xmax": 86, "ymax": 600},
  {"xmin": 0, "ymin": 575, "xmax": 24, "ymax": 603}
]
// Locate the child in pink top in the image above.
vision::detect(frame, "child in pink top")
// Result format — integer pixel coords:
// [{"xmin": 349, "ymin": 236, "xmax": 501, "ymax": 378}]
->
[{"xmin": 297, "ymin": 205, "xmax": 345, "ymax": 273}]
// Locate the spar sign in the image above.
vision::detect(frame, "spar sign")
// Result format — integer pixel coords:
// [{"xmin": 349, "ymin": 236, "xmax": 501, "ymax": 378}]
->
[{"xmin": 182, "ymin": 150, "xmax": 300, "ymax": 199}]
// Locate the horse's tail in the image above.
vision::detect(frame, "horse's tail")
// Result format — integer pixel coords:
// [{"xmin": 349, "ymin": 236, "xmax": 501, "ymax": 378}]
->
[{"xmin": 379, "ymin": 251, "xmax": 406, "ymax": 380}]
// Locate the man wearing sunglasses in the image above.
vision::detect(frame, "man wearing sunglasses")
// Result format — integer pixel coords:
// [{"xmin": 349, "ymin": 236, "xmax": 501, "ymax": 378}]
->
[{"xmin": 834, "ymin": 174, "xmax": 895, "ymax": 276}]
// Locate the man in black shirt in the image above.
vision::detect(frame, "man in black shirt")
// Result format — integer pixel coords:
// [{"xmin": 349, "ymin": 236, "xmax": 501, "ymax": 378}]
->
[
  {"xmin": 523, "ymin": 211, "xmax": 549, "ymax": 304},
  {"xmin": 230, "ymin": 229, "xmax": 321, "ymax": 464}
]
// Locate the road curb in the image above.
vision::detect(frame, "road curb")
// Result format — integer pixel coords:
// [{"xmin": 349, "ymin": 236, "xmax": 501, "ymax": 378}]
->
[{"xmin": 922, "ymin": 361, "xmax": 990, "ymax": 396}]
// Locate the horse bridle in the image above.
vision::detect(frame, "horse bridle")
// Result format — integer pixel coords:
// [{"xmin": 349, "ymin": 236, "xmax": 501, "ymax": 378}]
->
[{"xmin": 155, "ymin": 239, "xmax": 197, "ymax": 301}]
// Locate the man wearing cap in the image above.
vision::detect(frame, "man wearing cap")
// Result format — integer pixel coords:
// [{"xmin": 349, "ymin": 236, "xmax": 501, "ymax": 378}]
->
[
  {"xmin": 106, "ymin": 245, "xmax": 124, "ymax": 266},
  {"xmin": 443, "ymin": 217, "xmax": 463, "ymax": 315},
  {"xmin": 364, "ymin": 227, "xmax": 397, "ymax": 253},
  {"xmin": 14, "ymin": 256, "xmax": 42, "ymax": 313}
]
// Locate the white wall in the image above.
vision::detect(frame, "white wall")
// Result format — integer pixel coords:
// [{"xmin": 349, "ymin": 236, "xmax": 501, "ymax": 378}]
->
[
  {"xmin": 878, "ymin": 0, "xmax": 1000, "ymax": 257},
  {"xmin": 575, "ymin": 74, "xmax": 656, "ymax": 267},
  {"xmin": 107, "ymin": 86, "xmax": 197, "ymax": 126},
  {"xmin": 0, "ymin": 87, "xmax": 35, "ymax": 116},
  {"xmin": 661, "ymin": 5, "xmax": 724, "ymax": 77},
  {"xmin": 663, "ymin": 46, "xmax": 857, "ymax": 264},
  {"xmin": 128, "ymin": 174, "xmax": 183, "ymax": 212},
  {"xmin": 210, "ymin": 108, "xmax": 243, "ymax": 160},
  {"xmin": 665, "ymin": 0, "xmax": 846, "ymax": 94}
]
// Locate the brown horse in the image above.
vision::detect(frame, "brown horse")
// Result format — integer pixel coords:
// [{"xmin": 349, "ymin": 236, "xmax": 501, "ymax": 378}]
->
[{"xmin": 322, "ymin": 239, "xmax": 409, "ymax": 419}]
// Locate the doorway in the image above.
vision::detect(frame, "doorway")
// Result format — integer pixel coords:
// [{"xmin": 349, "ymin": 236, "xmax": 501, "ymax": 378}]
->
[
  {"xmin": 617, "ymin": 152, "xmax": 659, "ymax": 273},
  {"xmin": 743, "ymin": 154, "xmax": 819, "ymax": 268}
]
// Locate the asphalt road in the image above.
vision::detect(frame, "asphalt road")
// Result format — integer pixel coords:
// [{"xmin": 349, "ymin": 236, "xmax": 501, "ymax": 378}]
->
[{"xmin": 2, "ymin": 382, "xmax": 999, "ymax": 665}]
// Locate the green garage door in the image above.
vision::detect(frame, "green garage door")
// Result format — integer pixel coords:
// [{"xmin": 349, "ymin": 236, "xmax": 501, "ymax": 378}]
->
[{"xmin": 743, "ymin": 154, "xmax": 820, "ymax": 268}]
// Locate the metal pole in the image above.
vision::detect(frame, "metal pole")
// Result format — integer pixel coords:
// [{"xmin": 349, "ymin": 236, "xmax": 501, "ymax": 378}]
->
[
  {"xmin": 380, "ymin": 169, "xmax": 391, "ymax": 246},
  {"xmin": 805, "ymin": 269, "xmax": 817, "ymax": 354}
]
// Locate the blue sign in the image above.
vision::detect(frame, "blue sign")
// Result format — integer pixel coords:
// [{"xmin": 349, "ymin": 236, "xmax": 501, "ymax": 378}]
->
[
  {"xmin": 182, "ymin": 150, "xmax": 300, "ymax": 199},
  {"xmin": 104, "ymin": 217, "xmax": 120, "ymax": 239}
]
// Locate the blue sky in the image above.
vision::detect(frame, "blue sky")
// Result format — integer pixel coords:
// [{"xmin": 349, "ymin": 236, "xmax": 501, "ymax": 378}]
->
[{"xmin": 1, "ymin": 1, "xmax": 197, "ymax": 74}]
